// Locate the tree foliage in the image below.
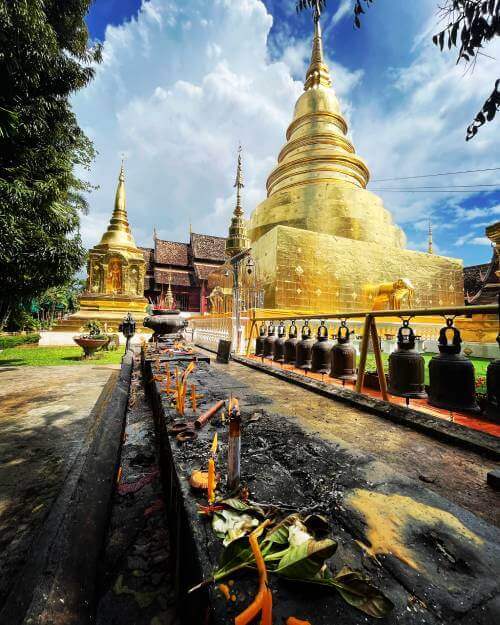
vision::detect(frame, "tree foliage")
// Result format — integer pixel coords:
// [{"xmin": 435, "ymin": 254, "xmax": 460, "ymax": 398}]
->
[
  {"xmin": 353, "ymin": 0, "xmax": 500, "ymax": 139},
  {"xmin": 0, "ymin": 0, "xmax": 101, "ymax": 326},
  {"xmin": 296, "ymin": 0, "xmax": 327, "ymax": 19}
]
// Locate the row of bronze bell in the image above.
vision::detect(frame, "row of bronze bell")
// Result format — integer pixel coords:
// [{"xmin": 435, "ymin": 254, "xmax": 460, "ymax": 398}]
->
[
  {"xmin": 256, "ymin": 320, "xmax": 357, "ymax": 382},
  {"xmin": 256, "ymin": 318, "xmax": 488, "ymax": 415}
]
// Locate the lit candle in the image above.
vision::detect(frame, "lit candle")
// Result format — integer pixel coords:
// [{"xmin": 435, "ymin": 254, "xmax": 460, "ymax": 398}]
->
[
  {"xmin": 191, "ymin": 383, "xmax": 197, "ymax": 413},
  {"xmin": 207, "ymin": 433, "xmax": 218, "ymax": 504}
]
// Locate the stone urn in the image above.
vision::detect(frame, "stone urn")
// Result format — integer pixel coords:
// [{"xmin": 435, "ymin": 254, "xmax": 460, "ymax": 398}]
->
[
  {"xmin": 143, "ymin": 309, "xmax": 187, "ymax": 342},
  {"xmin": 73, "ymin": 336, "xmax": 109, "ymax": 359}
]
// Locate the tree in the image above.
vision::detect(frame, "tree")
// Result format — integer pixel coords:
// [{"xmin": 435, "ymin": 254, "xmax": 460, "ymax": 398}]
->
[
  {"xmin": 353, "ymin": 0, "xmax": 500, "ymax": 139},
  {"xmin": 0, "ymin": 1, "xmax": 101, "ymax": 327}
]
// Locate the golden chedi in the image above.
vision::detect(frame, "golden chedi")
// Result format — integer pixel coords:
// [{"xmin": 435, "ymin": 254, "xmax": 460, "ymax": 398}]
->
[
  {"xmin": 58, "ymin": 161, "xmax": 147, "ymax": 333},
  {"xmin": 249, "ymin": 12, "xmax": 463, "ymax": 313}
]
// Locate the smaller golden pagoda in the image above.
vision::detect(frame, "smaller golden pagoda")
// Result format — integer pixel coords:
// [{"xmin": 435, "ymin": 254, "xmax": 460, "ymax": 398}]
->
[
  {"xmin": 57, "ymin": 161, "xmax": 147, "ymax": 333},
  {"xmin": 225, "ymin": 145, "xmax": 250, "ymax": 257}
]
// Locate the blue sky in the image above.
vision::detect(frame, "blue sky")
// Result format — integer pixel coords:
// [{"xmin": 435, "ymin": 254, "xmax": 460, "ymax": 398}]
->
[{"xmin": 80, "ymin": 0, "xmax": 500, "ymax": 267}]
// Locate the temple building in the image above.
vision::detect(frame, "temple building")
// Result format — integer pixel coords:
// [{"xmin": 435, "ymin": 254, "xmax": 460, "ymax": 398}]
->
[
  {"xmin": 141, "ymin": 231, "xmax": 227, "ymax": 313},
  {"xmin": 248, "ymin": 9, "xmax": 464, "ymax": 313}
]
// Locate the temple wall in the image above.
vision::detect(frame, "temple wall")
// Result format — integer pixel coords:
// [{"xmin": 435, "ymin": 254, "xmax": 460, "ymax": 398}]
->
[{"xmin": 252, "ymin": 225, "xmax": 464, "ymax": 313}]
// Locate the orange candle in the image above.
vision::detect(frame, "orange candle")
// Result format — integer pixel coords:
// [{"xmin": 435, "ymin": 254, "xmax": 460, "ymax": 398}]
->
[
  {"xmin": 166, "ymin": 367, "xmax": 171, "ymax": 392},
  {"xmin": 207, "ymin": 433, "xmax": 218, "ymax": 503},
  {"xmin": 191, "ymin": 383, "xmax": 197, "ymax": 413},
  {"xmin": 207, "ymin": 458, "xmax": 215, "ymax": 503}
]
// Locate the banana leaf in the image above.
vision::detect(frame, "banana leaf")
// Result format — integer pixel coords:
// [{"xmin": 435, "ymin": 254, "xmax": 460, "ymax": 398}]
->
[
  {"xmin": 217, "ymin": 534, "xmax": 253, "ymax": 571},
  {"xmin": 273, "ymin": 538, "xmax": 338, "ymax": 579},
  {"xmin": 221, "ymin": 498, "xmax": 266, "ymax": 516},
  {"xmin": 297, "ymin": 566, "xmax": 394, "ymax": 619}
]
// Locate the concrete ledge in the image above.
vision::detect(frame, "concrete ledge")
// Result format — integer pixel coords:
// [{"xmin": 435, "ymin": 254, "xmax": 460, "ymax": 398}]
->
[
  {"xmin": 0, "ymin": 351, "xmax": 134, "ymax": 625},
  {"xmin": 233, "ymin": 355, "xmax": 500, "ymax": 461}
]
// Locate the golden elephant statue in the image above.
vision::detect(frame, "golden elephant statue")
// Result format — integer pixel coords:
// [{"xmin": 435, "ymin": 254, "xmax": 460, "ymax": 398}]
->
[{"xmin": 364, "ymin": 278, "xmax": 415, "ymax": 311}]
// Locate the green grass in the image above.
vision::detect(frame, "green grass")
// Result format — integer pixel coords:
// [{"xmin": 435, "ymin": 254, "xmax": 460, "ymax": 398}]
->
[
  {"xmin": 0, "ymin": 345, "xmax": 126, "ymax": 367},
  {"xmin": 365, "ymin": 353, "xmax": 490, "ymax": 391}
]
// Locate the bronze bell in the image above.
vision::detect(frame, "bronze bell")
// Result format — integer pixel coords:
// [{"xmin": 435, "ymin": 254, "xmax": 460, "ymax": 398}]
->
[
  {"xmin": 273, "ymin": 321, "xmax": 287, "ymax": 363},
  {"xmin": 284, "ymin": 320, "xmax": 299, "ymax": 364},
  {"xmin": 255, "ymin": 322, "xmax": 266, "ymax": 356},
  {"xmin": 311, "ymin": 321, "xmax": 334, "ymax": 374},
  {"xmin": 428, "ymin": 319, "xmax": 480, "ymax": 413},
  {"xmin": 388, "ymin": 320, "xmax": 426, "ymax": 401},
  {"xmin": 330, "ymin": 321, "xmax": 357, "ymax": 382},
  {"xmin": 263, "ymin": 320, "xmax": 277, "ymax": 359},
  {"xmin": 486, "ymin": 333, "xmax": 500, "ymax": 421},
  {"xmin": 296, "ymin": 320, "xmax": 315, "ymax": 371}
]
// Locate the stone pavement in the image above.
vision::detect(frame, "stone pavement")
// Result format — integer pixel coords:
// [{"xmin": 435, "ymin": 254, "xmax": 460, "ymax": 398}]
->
[
  {"xmin": 0, "ymin": 364, "xmax": 118, "ymax": 610},
  {"xmin": 96, "ymin": 354, "xmax": 178, "ymax": 625}
]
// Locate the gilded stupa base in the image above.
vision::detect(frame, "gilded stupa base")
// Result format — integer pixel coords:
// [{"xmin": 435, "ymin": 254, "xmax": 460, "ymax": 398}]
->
[
  {"xmin": 252, "ymin": 225, "xmax": 464, "ymax": 312},
  {"xmin": 54, "ymin": 293, "xmax": 149, "ymax": 335}
]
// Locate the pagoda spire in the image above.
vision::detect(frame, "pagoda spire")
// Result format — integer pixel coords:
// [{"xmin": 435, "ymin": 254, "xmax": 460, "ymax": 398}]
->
[
  {"xmin": 98, "ymin": 158, "xmax": 137, "ymax": 249},
  {"xmin": 428, "ymin": 220, "xmax": 433, "ymax": 254},
  {"xmin": 304, "ymin": 0, "xmax": 332, "ymax": 90},
  {"xmin": 234, "ymin": 144, "xmax": 244, "ymax": 216},
  {"xmin": 225, "ymin": 144, "xmax": 250, "ymax": 257}
]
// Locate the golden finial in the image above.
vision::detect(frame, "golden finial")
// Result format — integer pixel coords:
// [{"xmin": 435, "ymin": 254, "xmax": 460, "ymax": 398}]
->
[
  {"xmin": 428, "ymin": 220, "xmax": 433, "ymax": 254},
  {"xmin": 303, "ymin": 0, "xmax": 332, "ymax": 90}
]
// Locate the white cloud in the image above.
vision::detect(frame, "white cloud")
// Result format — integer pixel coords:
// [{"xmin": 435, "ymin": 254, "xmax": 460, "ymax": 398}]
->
[
  {"xmin": 454, "ymin": 204, "xmax": 500, "ymax": 222},
  {"xmin": 353, "ymin": 35, "xmax": 500, "ymax": 227},
  {"xmin": 471, "ymin": 237, "xmax": 492, "ymax": 246},
  {"xmin": 74, "ymin": 0, "xmax": 499, "ymax": 268},
  {"xmin": 454, "ymin": 232, "xmax": 493, "ymax": 247},
  {"xmin": 329, "ymin": 0, "xmax": 351, "ymax": 29}
]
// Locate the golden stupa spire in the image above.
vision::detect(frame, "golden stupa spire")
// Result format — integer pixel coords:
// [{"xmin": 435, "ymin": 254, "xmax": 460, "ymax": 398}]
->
[
  {"xmin": 225, "ymin": 144, "xmax": 250, "ymax": 257},
  {"xmin": 304, "ymin": 0, "xmax": 331, "ymax": 90},
  {"xmin": 428, "ymin": 220, "xmax": 434, "ymax": 254},
  {"xmin": 98, "ymin": 158, "xmax": 137, "ymax": 250}
]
